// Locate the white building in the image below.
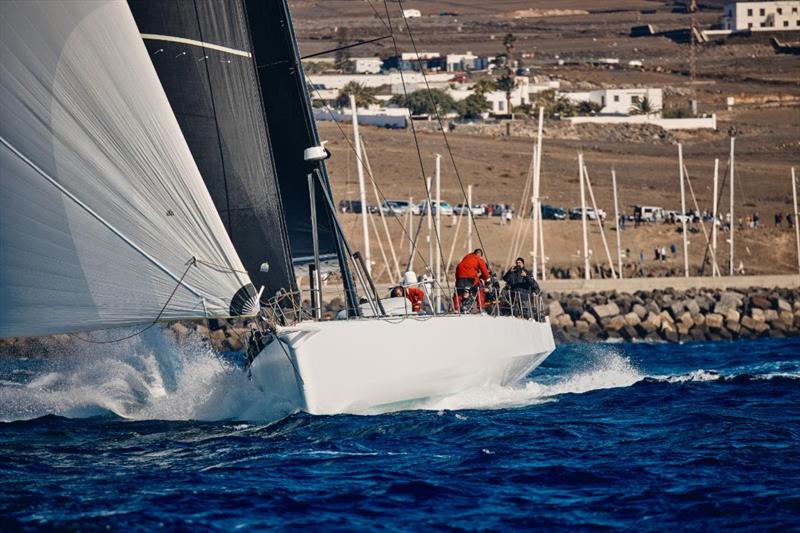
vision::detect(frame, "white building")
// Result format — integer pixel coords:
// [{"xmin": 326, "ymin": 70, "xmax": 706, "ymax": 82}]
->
[
  {"xmin": 352, "ymin": 57, "xmax": 383, "ymax": 74},
  {"xmin": 559, "ymin": 88, "xmax": 663, "ymax": 115},
  {"xmin": 445, "ymin": 52, "xmax": 492, "ymax": 72},
  {"xmin": 313, "ymin": 106, "xmax": 410, "ymax": 128},
  {"xmin": 402, "ymin": 9, "xmax": 422, "ymax": 18},
  {"xmin": 306, "ymin": 72, "xmax": 454, "ymax": 91},
  {"xmin": 446, "ymin": 78, "xmax": 531, "ymax": 115},
  {"xmin": 721, "ymin": 1, "xmax": 800, "ymax": 31}
]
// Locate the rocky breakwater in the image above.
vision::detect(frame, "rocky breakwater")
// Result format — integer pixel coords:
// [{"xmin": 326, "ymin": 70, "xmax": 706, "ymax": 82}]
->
[{"xmin": 545, "ymin": 287, "xmax": 800, "ymax": 343}]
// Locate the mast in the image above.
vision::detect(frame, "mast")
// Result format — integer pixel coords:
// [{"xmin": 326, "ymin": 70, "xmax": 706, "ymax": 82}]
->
[
  {"xmin": 729, "ymin": 136, "xmax": 735, "ymax": 276},
  {"xmin": 612, "ymin": 168, "xmax": 623, "ymax": 279},
  {"xmin": 583, "ymin": 164, "xmax": 616, "ymax": 279},
  {"xmin": 579, "ymin": 153, "xmax": 590, "ymax": 280},
  {"xmin": 435, "ymin": 153, "xmax": 442, "ymax": 309},
  {"xmin": 467, "ymin": 184, "xmax": 473, "ymax": 252},
  {"xmin": 532, "ymin": 106, "xmax": 544, "ymax": 279},
  {"xmin": 679, "ymin": 144, "xmax": 689, "ymax": 277},
  {"xmin": 531, "ymin": 145, "xmax": 539, "ymax": 278},
  {"xmin": 351, "ymin": 95, "xmax": 371, "ymax": 274},
  {"xmin": 793, "ymin": 167, "xmax": 800, "ymax": 275},
  {"xmin": 427, "ymin": 176, "xmax": 433, "ymax": 273},
  {"xmin": 712, "ymin": 158, "xmax": 719, "ymax": 278}
]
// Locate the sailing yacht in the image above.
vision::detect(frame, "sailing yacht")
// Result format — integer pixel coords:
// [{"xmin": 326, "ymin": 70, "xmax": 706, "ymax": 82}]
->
[{"xmin": 1, "ymin": 0, "xmax": 554, "ymax": 417}]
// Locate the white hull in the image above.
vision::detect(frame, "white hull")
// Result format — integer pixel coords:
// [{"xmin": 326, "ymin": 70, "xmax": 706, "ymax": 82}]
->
[{"xmin": 249, "ymin": 315, "xmax": 555, "ymax": 415}]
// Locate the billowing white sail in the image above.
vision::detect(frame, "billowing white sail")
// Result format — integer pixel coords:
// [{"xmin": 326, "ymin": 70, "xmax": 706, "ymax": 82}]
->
[{"xmin": 0, "ymin": 0, "xmax": 258, "ymax": 338}]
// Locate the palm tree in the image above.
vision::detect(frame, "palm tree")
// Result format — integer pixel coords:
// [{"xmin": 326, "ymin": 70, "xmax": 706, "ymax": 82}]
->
[
  {"xmin": 630, "ymin": 97, "xmax": 654, "ymax": 115},
  {"xmin": 336, "ymin": 82, "xmax": 378, "ymax": 108}
]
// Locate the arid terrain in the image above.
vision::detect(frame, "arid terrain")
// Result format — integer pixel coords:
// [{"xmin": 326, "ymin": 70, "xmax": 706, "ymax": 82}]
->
[{"xmin": 290, "ymin": 0, "xmax": 799, "ymax": 282}]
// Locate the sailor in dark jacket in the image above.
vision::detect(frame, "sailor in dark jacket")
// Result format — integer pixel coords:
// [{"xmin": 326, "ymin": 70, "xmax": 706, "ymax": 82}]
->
[{"xmin": 503, "ymin": 257, "xmax": 540, "ymax": 316}]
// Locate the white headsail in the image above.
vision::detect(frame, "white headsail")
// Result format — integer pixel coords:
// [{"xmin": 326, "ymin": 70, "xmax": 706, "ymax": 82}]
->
[{"xmin": 0, "ymin": 0, "xmax": 258, "ymax": 338}]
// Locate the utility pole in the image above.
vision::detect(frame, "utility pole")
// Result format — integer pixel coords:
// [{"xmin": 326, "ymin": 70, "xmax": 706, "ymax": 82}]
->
[
  {"xmin": 612, "ymin": 168, "xmax": 623, "ymax": 279},
  {"xmin": 579, "ymin": 153, "xmax": 590, "ymax": 280},
  {"xmin": 350, "ymin": 94, "xmax": 370, "ymax": 274},
  {"xmin": 712, "ymin": 158, "xmax": 719, "ymax": 278},
  {"xmin": 679, "ymin": 144, "xmax": 689, "ymax": 277},
  {"xmin": 729, "ymin": 136, "xmax": 735, "ymax": 276}
]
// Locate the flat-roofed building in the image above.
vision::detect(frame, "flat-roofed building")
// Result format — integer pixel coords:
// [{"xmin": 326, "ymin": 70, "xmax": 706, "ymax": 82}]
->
[{"xmin": 721, "ymin": 1, "xmax": 800, "ymax": 31}]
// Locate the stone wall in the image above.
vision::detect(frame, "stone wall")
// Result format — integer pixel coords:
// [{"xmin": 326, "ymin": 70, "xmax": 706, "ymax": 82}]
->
[{"xmin": 544, "ymin": 286, "xmax": 800, "ymax": 343}]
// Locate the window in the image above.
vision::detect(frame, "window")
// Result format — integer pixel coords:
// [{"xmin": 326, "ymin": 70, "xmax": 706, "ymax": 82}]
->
[
  {"xmin": 748, "ymin": 22, "xmax": 753, "ymax": 28},
  {"xmin": 759, "ymin": 8, "xmax": 765, "ymax": 16},
  {"xmin": 777, "ymin": 8, "xmax": 783, "ymax": 15},
  {"xmin": 747, "ymin": 8, "xmax": 753, "ymax": 16},
  {"xmin": 632, "ymin": 95, "xmax": 641, "ymax": 104},
  {"xmin": 760, "ymin": 22, "xmax": 766, "ymax": 27},
  {"xmin": 793, "ymin": 7, "xmax": 798, "ymax": 14},
  {"xmin": 785, "ymin": 20, "xmax": 790, "ymax": 27},
  {"xmin": 613, "ymin": 95, "xmax": 620, "ymax": 103},
  {"xmin": 601, "ymin": 95, "xmax": 606, "ymax": 106}
]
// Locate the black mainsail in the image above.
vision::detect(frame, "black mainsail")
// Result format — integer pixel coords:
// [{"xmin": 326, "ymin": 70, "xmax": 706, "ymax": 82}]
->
[{"xmin": 129, "ymin": 0, "xmax": 354, "ymax": 304}]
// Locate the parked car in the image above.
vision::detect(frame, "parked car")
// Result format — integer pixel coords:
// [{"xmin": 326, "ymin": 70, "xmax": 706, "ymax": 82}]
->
[
  {"xmin": 454, "ymin": 203, "xmax": 486, "ymax": 216},
  {"xmin": 664, "ymin": 210, "xmax": 692, "ymax": 223},
  {"xmin": 381, "ymin": 200, "xmax": 419, "ymax": 216},
  {"xmin": 540, "ymin": 204, "xmax": 566, "ymax": 220},
  {"xmin": 339, "ymin": 200, "xmax": 376, "ymax": 214},
  {"xmin": 484, "ymin": 203, "xmax": 512, "ymax": 216},
  {"xmin": 633, "ymin": 205, "xmax": 665, "ymax": 222},
  {"xmin": 418, "ymin": 200, "xmax": 454, "ymax": 216},
  {"xmin": 569, "ymin": 206, "xmax": 607, "ymax": 221}
]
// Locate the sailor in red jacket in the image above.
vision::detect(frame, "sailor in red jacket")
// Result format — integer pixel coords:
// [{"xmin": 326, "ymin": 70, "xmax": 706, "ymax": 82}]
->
[
  {"xmin": 390, "ymin": 285, "xmax": 426, "ymax": 313},
  {"xmin": 454, "ymin": 248, "xmax": 490, "ymax": 310}
]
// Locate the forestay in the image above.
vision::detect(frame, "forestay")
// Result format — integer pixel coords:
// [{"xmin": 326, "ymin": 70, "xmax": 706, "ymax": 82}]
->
[{"xmin": 0, "ymin": 0, "xmax": 258, "ymax": 338}]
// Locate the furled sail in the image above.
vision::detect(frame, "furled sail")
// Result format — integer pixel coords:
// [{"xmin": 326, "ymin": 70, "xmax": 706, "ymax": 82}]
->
[
  {"xmin": 128, "ymin": 0, "xmax": 297, "ymax": 297},
  {"xmin": 0, "ymin": 0, "xmax": 258, "ymax": 338}
]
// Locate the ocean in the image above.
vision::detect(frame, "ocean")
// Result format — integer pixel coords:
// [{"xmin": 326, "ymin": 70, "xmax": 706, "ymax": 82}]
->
[{"xmin": 1, "ymin": 335, "xmax": 798, "ymax": 530}]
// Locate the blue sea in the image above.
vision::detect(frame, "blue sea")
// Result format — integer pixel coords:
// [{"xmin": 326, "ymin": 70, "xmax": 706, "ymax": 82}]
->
[{"xmin": 1, "ymin": 334, "xmax": 798, "ymax": 530}]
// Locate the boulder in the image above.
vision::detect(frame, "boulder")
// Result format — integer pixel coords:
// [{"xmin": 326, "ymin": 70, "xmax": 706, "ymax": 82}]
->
[
  {"xmin": 705, "ymin": 313, "xmax": 724, "ymax": 329},
  {"xmin": 195, "ymin": 324, "xmax": 210, "ymax": 336},
  {"xmin": 777, "ymin": 298, "xmax": 792, "ymax": 313},
  {"xmin": 779, "ymin": 311, "xmax": 794, "ymax": 326},
  {"xmin": 624, "ymin": 312, "xmax": 641, "ymax": 327},
  {"xmin": 548, "ymin": 301, "xmax": 565, "ymax": 318},
  {"xmin": 604, "ymin": 315, "xmax": 627, "ymax": 332},
  {"xmin": 724, "ymin": 309, "xmax": 741, "ymax": 324},
  {"xmin": 556, "ymin": 314, "xmax": 574, "ymax": 328},
  {"xmin": 669, "ymin": 300, "xmax": 685, "ymax": 319},
  {"xmin": 719, "ymin": 291, "xmax": 743, "ymax": 309},
  {"xmin": 727, "ymin": 320, "xmax": 741, "ymax": 335},
  {"xmin": 714, "ymin": 302, "xmax": 733, "ymax": 316},
  {"xmin": 689, "ymin": 326, "xmax": 706, "ymax": 341},
  {"xmin": 677, "ymin": 322, "xmax": 691, "ymax": 336},
  {"xmin": 632, "ymin": 304, "xmax": 647, "ymax": 320},
  {"xmin": 750, "ymin": 295, "xmax": 772, "ymax": 310},
  {"xmin": 659, "ymin": 310, "xmax": 674, "ymax": 325},
  {"xmin": 663, "ymin": 328, "xmax": 679, "ymax": 343},
  {"xmin": 678, "ymin": 312, "xmax": 694, "ymax": 329},
  {"xmin": 750, "ymin": 308, "xmax": 766, "ymax": 323},
  {"xmin": 172, "ymin": 322, "xmax": 189, "ymax": 337},
  {"xmin": 580, "ymin": 311, "xmax": 598, "ymax": 325},
  {"xmin": 764, "ymin": 309, "xmax": 779, "ymax": 322},
  {"xmin": 685, "ymin": 299, "xmax": 701, "ymax": 316},
  {"xmin": 592, "ymin": 302, "xmax": 620, "ymax": 320},
  {"xmin": 575, "ymin": 320, "xmax": 590, "ymax": 333},
  {"xmin": 692, "ymin": 314, "xmax": 705, "ymax": 326},
  {"xmin": 741, "ymin": 316, "xmax": 768, "ymax": 333},
  {"xmin": 209, "ymin": 328, "xmax": 226, "ymax": 342},
  {"xmin": 641, "ymin": 312, "xmax": 662, "ymax": 333}
]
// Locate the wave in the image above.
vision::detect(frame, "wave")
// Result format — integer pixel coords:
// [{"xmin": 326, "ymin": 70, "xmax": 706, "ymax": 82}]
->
[
  {"xmin": 417, "ymin": 348, "xmax": 643, "ymax": 412},
  {"xmin": 0, "ymin": 330, "xmax": 295, "ymax": 423}
]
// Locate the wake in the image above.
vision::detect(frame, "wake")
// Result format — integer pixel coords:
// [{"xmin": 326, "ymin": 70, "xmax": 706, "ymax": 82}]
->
[{"xmin": 2, "ymin": 332, "xmax": 797, "ymax": 423}]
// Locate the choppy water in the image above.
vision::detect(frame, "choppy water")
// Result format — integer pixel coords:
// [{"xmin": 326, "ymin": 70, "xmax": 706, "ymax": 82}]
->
[{"xmin": 1, "ymin": 333, "xmax": 798, "ymax": 530}]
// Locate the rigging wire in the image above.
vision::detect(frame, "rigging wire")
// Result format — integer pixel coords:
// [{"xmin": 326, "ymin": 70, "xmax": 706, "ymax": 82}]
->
[
  {"xmin": 384, "ymin": 0, "xmax": 488, "ymax": 263},
  {"xmin": 308, "ymin": 83, "xmax": 439, "ymax": 281},
  {"xmin": 377, "ymin": 0, "xmax": 453, "ymax": 295},
  {"xmin": 76, "ymin": 258, "xmax": 198, "ymax": 344}
]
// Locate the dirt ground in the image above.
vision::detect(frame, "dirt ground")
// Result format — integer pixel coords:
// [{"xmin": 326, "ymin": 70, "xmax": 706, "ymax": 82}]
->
[{"xmin": 291, "ymin": 0, "xmax": 800, "ymax": 282}]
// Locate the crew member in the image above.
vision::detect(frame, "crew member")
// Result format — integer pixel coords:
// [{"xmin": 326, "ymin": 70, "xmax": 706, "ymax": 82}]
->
[
  {"xmin": 390, "ymin": 285, "xmax": 425, "ymax": 313},
  {"xmin": 503, "ymin": 257, "xmax": 540, "ymax": 317},
  {"xmin": 454, "ymin": 248, "xmax": 490, "ymax": 311}
]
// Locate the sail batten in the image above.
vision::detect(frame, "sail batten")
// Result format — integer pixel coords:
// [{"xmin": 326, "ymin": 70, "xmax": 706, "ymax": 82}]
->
[{"xmin": 1, "ymin": 0, "xmax": 256, "ymax": 338}]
